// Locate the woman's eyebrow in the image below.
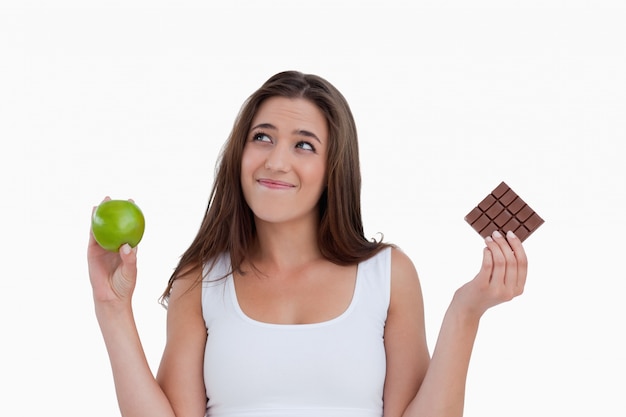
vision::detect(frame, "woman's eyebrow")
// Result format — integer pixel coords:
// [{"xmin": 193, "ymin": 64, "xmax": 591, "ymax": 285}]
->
[
  {"xmin": 294, "ymin": 129, "xmax": 322, "ymax": 144},
  {"xmin": 250, "ymin": 123, "xmax": 322, "ymax": 144},
  {"xmin": 250, "ymin": 122, "xmax": 277, "ymax": 132}
]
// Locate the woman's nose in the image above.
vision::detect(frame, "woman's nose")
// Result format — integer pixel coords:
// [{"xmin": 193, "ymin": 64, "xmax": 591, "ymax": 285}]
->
[{"xmin": 264, "ymin": 143, "xmax": 290, "ymax": 172}]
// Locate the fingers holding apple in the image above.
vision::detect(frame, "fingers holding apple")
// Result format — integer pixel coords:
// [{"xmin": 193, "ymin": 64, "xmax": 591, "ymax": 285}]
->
[
  {"xmin": 91, "ymin": 199, "xmax": 145, "ymax": 252},
  {"xmin": 88, "ymin": 198, "xmax": 145, "ymax": 304}
]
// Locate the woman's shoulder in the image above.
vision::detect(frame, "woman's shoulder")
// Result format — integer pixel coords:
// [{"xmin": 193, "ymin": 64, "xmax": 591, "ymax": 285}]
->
[
  {"xmin": 388, "ymin": 246, "xmax": 422, "ymax": 301},
  {"xmin": 359, "ymin": 245, "xmax": 420, "ymax": 297},
  {"xmin": 164, "ymin": 264, "xmax": 204, "ymax": 322},
  {"xmin": 202, "ymin": 252, "xmax": 231, "ymax": 280},
  {"xmin": 389, "ymin": 246, "xmax": 418, "ymax": 276}
]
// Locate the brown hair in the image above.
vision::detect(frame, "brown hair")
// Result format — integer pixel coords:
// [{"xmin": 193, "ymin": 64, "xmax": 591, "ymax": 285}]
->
[{"xmin": 160, "ymin": 71, "xmax": 390, "ymax": 304}]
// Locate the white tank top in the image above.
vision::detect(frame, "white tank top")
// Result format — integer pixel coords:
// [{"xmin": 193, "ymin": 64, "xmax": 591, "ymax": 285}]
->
[{"xmin": 201, "ymin": 247, "xmax": 391, "ymax": 417}]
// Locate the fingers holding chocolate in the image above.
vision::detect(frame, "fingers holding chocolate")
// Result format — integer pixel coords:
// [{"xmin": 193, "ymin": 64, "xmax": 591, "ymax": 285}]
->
[
  {"xmin": 484, "ymin": 230, "xmax": 521, "ymax": 302},
  {"xmin": 465, "ymin": 182, "xmax": 544, "ymax": 242}
]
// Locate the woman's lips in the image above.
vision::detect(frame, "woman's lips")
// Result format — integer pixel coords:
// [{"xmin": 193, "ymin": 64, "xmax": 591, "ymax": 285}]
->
[{"xmin": 257, "ymin": 179, "xmax": 295, "ymax": 189}]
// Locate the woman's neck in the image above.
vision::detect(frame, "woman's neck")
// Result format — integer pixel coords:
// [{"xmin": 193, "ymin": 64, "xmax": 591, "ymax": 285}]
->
[{"xmin": 251, "ymin": 216, "xmax": 322, "ymax": 271}]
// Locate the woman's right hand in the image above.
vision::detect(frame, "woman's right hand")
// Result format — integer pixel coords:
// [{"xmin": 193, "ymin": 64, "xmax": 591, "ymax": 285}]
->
[{"xmin": 87, "ymin": 198, "xmax": 138, "ymax": 307}]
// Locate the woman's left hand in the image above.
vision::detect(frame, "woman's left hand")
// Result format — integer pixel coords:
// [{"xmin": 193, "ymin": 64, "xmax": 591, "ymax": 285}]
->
[{"xmin": 454, "ymin": 230, "xmax": 528, "ymax": 319}]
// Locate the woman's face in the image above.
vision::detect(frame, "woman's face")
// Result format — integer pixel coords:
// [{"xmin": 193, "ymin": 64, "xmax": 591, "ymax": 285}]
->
[{"xmin": 241, "ymin": 96, "xmax": 328, "ymax": 226}]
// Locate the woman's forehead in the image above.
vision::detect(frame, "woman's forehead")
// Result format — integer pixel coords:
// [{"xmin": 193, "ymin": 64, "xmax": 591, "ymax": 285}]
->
[{"xmin": 251, "ymin": 97, "xmax": 328, "ymax": 140}]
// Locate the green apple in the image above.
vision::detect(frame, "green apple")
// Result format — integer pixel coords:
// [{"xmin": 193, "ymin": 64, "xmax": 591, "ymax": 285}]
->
[{"xmin": 91, "ymin": 199, "xmax": 145, "ymax": 252}]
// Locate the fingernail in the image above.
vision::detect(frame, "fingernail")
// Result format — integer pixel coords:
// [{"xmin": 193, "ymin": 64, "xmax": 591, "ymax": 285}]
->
[
  {"xmin": 485, "ymin": 236, "xmax": 493, "ymax": 243},
  {"xmin": 121, "ymin": 244, "xmax": 131, "ymax": 255},
  {"xmin": 507, "ymin": 230, "xmax": 517, "ymax": 239},
  {"xmin": 492, "ymin": 230, "xmax": 502, "ymax": 238}
]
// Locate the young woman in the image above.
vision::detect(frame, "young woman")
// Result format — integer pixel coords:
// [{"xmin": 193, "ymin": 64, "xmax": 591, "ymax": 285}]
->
[{"xmin": 88, "ymin": 71, "xmax": 527, "ymax": 417}]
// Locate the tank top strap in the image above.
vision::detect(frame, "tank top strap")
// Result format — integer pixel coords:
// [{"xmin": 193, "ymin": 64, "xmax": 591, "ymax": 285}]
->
[{"xmin": 352, "ymin": 247, "xmax": 392, "ymax": 325}]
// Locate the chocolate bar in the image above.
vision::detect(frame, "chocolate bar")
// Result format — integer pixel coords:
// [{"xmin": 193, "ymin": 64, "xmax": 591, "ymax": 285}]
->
[{"xmin": 464, "ymin": 182, "xmax": 544, "ymax": 242}]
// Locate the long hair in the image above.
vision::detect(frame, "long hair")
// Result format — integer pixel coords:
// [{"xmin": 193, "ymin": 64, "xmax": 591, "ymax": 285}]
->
[{"xmin": 160, "ymin": 71, "xmax": 390, "ymax": 304}]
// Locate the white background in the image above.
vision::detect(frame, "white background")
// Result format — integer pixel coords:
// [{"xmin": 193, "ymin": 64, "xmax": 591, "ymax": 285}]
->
[{"xmin": 1, "ymin": 1, "xmax": 625, "ymax": 416}]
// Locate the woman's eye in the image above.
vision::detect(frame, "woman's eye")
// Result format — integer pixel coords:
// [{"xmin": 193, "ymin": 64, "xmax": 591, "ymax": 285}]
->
[
  {"xmin": 253, "ymin": 133, "xmax": 271, "ymax": 142},
  {"xmin": 296, "ymin": 141, "xmax": 316, "ymax": 152}
]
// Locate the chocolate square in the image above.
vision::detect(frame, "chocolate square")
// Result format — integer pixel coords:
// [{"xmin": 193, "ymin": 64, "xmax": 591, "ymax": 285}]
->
[{"xmin": 464, "ymin": 182, "xmax": 544, "ymax": 242}]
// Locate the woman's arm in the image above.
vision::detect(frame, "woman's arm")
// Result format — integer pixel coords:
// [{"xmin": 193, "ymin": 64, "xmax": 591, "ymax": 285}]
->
[
  {"xmin": 156, "ymin": 270, "xmax": 208, "ymax": 416},
  {"xmin": 382, "ymin": 248, "xmax": 430, "ymax": 417},
  {"xmin": 384, "ymin": 230, "xmax": 527, "ymax": 417},
  {"xmin": 88, "ymin": 201, "xmax": 206, "ymax": 417}
]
